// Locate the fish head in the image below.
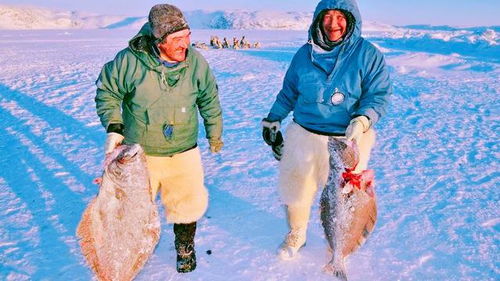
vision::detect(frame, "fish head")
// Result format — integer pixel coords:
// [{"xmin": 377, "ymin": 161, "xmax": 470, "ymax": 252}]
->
[
  {"xmin": 115, "ymin": 144, "xmax": 145, "ymax": 164},
  {"xmin": 328, "ymin": 138, "xmax": 359, "ymax": 169},
  {"xmin": 341, "ymin": 140, "xmax": 359, "ymax": 169},
  {"xmin": 105, "ymin": 144, "xmax": 147, "ymax": 182}
]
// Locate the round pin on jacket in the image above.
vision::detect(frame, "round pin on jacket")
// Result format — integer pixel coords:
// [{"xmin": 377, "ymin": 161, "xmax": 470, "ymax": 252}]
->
[{"xmin": 331, "ymin": 89, "xmax": 345, "ymax": 105}]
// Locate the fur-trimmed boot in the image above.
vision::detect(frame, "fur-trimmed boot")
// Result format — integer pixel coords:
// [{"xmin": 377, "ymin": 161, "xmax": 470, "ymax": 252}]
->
[
  {"xmin": 277, "ymin": 205, "xmax": 309, "ymax": 260},
  {"xmin": 174, "ymin": 222, "xmax": 197, "ymax": 273}
]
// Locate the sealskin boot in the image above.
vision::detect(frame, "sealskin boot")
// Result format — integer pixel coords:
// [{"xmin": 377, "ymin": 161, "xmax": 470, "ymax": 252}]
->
[{"xmin": 174, "ymin": 222, "xmax": 197, "ymax": 273}]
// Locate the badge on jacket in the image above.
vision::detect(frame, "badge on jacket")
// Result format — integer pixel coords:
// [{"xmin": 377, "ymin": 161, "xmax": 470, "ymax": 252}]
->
[
  {"xmin": 331, "ymin": 88, "xmax": 345, "ymax": 105},
  {"xmin": 163, "ymin": 124, "xmax": 174, "ymax": 140}
]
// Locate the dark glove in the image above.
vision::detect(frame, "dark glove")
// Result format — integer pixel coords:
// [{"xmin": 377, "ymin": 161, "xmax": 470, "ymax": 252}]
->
[
  {"xmin": 262, "ymin": 118, "xmax": 284, "ymax": 161},
  {"xmin": 262, "ymin": 118, "xmax": 281, "ymax": 145},
  {"xmin": 271, "ymin": 134, "xmax": 283, "ymax": 161}
]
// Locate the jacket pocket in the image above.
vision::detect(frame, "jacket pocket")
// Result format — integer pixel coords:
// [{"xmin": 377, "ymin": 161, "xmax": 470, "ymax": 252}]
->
[
  {"xmin": 144, "ymin": 105, "xmax": 197, "ymax": 148},
  {"xmin": 147, "ymin": 107, "xmax": 174, "ymax": 126}
]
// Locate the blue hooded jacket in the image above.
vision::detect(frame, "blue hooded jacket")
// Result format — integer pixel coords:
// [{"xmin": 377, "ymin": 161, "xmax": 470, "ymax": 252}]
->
[{"xmin": 267, "ymin": 0, "xmax": 392, "ymax": 135}]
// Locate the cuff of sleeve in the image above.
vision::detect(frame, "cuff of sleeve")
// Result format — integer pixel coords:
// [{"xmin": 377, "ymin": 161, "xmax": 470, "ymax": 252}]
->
[
  {"xmin": 106, "ymin": 123, "xmax": 124, "ymax": 135},
  {"xmin": 354, "ymin": 108, "xmax": 379, "ymax": 126},
  {"xmin": 266, "ymin": 112, "xmax": 282, "ymax": 122},
  {"xmin": 262, "ymin": 118, "xmax": 281, "ymax": 131},
  {"xmin": 351, "ymin": 115, "xmax": 371, "ymax": 132}
]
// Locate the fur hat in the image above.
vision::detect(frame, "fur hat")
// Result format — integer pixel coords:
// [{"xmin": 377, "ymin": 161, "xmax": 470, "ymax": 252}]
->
[{"xmin": 148, "ymin": 4, "xmax": 189, "ymax": 41}]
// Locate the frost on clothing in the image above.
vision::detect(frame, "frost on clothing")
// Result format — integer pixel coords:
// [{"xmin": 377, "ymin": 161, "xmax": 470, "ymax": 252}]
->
[
  {"xmin": 268, "ymin": 0, "xmax": 392, "ymax": 134},
  {"xmin": 95, "ymin": 23, "xmax": 223, "ymax": 156}
]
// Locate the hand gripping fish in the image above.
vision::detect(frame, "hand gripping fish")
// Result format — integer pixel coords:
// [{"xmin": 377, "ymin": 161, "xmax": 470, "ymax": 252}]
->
[
  {"xmin": 320, "ymin": 138, "xmax": 377, "ymax": 281},
  {"xmin": 77, "ymin": 144, "xmax": 161, "ymax": 281}
]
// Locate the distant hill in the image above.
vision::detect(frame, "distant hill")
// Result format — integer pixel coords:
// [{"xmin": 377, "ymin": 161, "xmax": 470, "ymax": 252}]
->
[
  {"xmin": 0, "ymin": 5, "xmax": 311, "ymax": 30},
  {"xmin": 184, "ymin": 10, "xmax": 312, "ymax": 30},
  {"xmin": 0, "ymin": 5, "xmax": 384, "ymax": 31},
  {"xmin": 0, "ymin": 4, "xmax": 406, "ymax": 31},
  {"xmin": 0, "ymin": 4, "xmax": 497, "ymax": 47},
  {"xmin": 0, "ymin": 5, "xmax": 128, "ymax": 29}
]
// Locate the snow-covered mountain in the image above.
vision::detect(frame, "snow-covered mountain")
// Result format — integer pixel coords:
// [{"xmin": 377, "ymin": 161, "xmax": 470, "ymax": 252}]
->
[
  {"xmin": 0, "ymin": 4, "xmax": 498, "ymax": 47},
  {"xmin": 0, "ymin": 5, "xmax": 312, "ymax": 30},
  {"xmin": 184, "ymin": 10, "xmax": 312, "ymax": 30},
  {"xmin": 0, "ymin": 5, "xmax": 128, "ymax": 29}
]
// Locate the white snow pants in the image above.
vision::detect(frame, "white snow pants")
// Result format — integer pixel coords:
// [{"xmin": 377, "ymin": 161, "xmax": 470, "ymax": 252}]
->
[
  {"xmin": 145, "ymin": 147, "xmax": 208, "ymax": 224},
  {"xmin": 278, "ymin": 122, "xmax": 376, "ymax": 231}
]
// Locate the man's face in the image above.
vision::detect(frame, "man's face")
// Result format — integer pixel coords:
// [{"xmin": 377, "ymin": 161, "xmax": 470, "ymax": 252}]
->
[
  {"xmin": 322, "ymin": 10, "xmax": 347, "ymax": 42},
  {"xmin": 157, "ymin": 29, "xmax": 191, "ymax": 63}
]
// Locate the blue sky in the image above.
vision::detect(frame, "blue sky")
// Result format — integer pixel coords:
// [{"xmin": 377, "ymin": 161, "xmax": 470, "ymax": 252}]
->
[{"xmin": 3, "ymin": 0, "xmax": 499, "ymax": 27}]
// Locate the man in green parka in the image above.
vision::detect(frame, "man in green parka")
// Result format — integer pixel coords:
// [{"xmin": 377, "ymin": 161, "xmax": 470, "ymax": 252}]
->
[{"xmin": 95, "ymin": 4, "xmax": 223, "ymax": 273}]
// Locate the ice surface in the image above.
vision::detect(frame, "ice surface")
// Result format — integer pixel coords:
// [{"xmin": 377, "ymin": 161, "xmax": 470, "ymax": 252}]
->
[{"xmin": 0, "ymin": 24, "xmax": 498, "ymax": 281}]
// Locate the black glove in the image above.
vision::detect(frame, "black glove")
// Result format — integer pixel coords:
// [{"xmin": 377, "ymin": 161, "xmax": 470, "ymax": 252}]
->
[
  {"xmin": 271, "ymin": 133, "xmax": 284, "ymax": 161},
  {"xmin": 262, "ymin": 118, "xmax": 280, "ymax": 144},
  {"xmin": 262, "ymin": 118, "xmax": 284, "ymax": 161}
]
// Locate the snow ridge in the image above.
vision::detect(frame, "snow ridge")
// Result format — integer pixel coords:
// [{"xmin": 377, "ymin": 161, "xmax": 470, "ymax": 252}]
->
[
  {"xmin": 0, "ymin": 5, "xmax": 312, "ymax": 30},
  {"xmin": 0, "ymin": 5, "xmax": 498, "ymax": 47}
]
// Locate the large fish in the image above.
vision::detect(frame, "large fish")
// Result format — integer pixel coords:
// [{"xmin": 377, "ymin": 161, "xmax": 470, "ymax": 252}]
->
[
  {"xmin": 320, "ymin": 138, "xmax": 377, "ymax": 281},
  {"xmin": 77, "ymin": 144, "xmax": 161, "ymax": 281}
]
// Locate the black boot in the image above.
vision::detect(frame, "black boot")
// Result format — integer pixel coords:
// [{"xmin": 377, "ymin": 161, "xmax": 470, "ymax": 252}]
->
[{"xmin": 174, "ymin": 222, "xmax": 197, "ymax": 273}]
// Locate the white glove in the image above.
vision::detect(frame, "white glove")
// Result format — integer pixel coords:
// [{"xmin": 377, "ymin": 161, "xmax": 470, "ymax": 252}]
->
[
  {"xmin": 104, "ymin": 132, "xmax": 124, "ymax": 154},
  {"xmin": 345, "ymin": 116, "xmax": 370, "ymax": 143}
]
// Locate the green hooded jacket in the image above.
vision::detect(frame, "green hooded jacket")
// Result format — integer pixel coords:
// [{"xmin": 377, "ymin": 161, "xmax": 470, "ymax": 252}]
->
[{"xmin": 95, "ymin": 23, "xmax": 223, "ymax": 156}]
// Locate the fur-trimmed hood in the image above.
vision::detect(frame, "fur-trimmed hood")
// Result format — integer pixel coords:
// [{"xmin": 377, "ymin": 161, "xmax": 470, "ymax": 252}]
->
[{"xmin": 308, "ymin": 0, "xmax": 362, "ymax": 49}]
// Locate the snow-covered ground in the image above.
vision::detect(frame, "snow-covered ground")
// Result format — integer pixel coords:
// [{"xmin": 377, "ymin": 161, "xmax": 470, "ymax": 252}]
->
[{"xmin": 0, "ymin": 26, "xmax": 499, "ymax": 281}]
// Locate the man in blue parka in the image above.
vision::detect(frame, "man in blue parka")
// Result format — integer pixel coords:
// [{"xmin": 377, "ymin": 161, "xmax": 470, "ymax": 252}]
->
[{"xmin": 262, "ymin": 0, "xmax": 392, "ymax": 260}]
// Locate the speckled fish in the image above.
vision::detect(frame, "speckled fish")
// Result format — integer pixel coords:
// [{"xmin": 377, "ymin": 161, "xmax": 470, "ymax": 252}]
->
[
  {"xmin": 320, "ymin": 138, "xmax": 377, "ymax": 281},
  {"xmin": 77, "ymin": 144, "xmax": 160, "ymax": 281}
]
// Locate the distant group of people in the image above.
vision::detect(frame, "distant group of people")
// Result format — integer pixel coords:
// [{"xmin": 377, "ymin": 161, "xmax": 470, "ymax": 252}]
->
[{"xmin": 192, "ymin": 35, "xmax": 261, "ymax": 50}]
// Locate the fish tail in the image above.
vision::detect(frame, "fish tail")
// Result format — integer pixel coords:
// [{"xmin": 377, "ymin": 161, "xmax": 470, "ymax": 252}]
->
[
  {"xmin": 333, "ymin": 266, "xmax": 348, "ymax": 281},
  {"xmin": 323, "ymin": 259, "xmax": 348, "ymax": 281}
]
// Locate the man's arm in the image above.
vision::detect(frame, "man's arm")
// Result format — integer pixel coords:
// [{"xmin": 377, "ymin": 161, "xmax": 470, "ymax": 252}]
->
[
  {"xmin": 196, "ymin": 66, "xmax": 223, "ymax": 142},
  {"xmin": 95, "ymin": 54, "xmax": 128, "ymax": 131}
]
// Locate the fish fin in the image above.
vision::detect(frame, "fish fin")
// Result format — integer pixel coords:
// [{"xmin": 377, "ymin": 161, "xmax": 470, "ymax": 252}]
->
[{"xmin": 76, "ymin": 202, "xmax": 105, "ymax": 280}]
